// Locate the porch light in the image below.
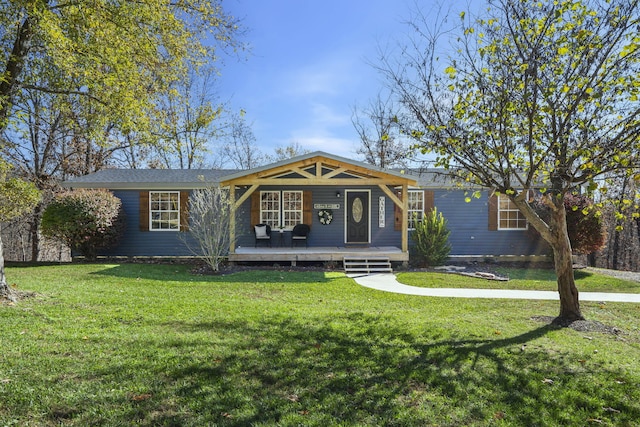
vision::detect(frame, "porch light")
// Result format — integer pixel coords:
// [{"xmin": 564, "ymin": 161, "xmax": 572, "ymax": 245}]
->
[{"xmin": 336, "ymin": 191, "xmax": 341, "ymax": 198}]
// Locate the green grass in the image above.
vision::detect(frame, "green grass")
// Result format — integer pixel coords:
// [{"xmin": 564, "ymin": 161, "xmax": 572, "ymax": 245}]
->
[
  {"xmin": 1, "ymin": 263, "xmax": 640, "ymax": 426},
  {"xmin": 397, "ymin": 267, "xmax": 640, "ymax": 293}
]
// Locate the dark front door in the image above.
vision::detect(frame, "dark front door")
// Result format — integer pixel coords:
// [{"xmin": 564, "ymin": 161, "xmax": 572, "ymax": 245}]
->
[{"xmin": 346, "ymin": 191, "xmax": 369, "ymax": 244}]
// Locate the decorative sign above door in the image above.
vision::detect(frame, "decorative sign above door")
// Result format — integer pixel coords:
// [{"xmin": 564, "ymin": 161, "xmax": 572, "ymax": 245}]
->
[{"xmin": 314, "ymin": 203, "xmax": 340, "ymax": 210}]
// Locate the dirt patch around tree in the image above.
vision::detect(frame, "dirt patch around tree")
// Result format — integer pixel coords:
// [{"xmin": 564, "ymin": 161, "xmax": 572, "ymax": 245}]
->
[
  {"xmin": 531, "ymin": 315, "xmax": 624, "ymax": 336},
  {"xmin": 0, "ymin": 289, "xmax": 38, "ymax": 305}
]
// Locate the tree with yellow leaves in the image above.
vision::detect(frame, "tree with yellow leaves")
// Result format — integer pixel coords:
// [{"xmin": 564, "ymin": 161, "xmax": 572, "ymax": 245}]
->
[
  {"xmin": 381, "ymin": 0, "xmax": 640, "ymax": 322},
  {"xmin": 0, "ymin": 0, "xmax": 242, "ymax": 298}
]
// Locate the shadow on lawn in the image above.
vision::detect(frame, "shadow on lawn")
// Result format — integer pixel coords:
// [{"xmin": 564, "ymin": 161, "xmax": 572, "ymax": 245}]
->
[
  {"xmin": 94, "ymin": 315, "xmax": 639, "ymax": 426},
  {"xmin": 91, "ymin": 263, "xmax": 336, "ymax": 284}
]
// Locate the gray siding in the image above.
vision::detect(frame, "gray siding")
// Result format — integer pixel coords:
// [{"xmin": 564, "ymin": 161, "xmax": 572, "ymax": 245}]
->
[
  {"xmin": 98, "ymin": 187, "xmax": 547, "ymax": 257},
  {"xmin": 98, "ymin": 190, "xmax": 195, "ymax": 257},
  {"xmin": 235, "ymin": 185, "xmax": 400, "ymax": 248},
  {"xmin": 426, "ymin": 189, "xmax": 548, "ymax": 256}
]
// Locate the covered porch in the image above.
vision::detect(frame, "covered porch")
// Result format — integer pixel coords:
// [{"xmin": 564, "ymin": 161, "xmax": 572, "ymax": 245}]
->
[
  {"xmin": 229, "ymin": 245, "xmax": 408, "ymax": 265},
  {"xmin": 219, "ymin": 152, "xmax": 418, "ymax": 265}
]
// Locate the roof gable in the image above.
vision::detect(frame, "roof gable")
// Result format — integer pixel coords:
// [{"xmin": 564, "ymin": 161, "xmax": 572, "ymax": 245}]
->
[{"xmin": 219, "ymin": 151, "xmax": 417, "ymax": 186}]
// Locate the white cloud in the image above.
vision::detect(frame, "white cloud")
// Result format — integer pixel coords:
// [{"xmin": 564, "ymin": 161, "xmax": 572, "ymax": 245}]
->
[
  {"xmin": 278, "ymin": 100, "xmax": 357, "ymax": 156},
  {"xmin": 309, "ymin": 102, "xmax": 350, "ymax": 127},
  {"xmin": 282, "ymin": 53, "xmax": 360, "ymax": 98}
]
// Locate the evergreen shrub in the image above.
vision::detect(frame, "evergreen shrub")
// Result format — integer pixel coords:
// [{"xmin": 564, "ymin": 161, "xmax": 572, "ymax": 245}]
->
[{"xmin": 411, "ymin": 207, "xmax": 451, "ymax": 267}]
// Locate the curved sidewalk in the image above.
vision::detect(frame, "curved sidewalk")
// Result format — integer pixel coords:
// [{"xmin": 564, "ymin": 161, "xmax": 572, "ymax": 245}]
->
[{"xmin": 349, "ymin": 273, "xmax": 640, "ymax": 303}]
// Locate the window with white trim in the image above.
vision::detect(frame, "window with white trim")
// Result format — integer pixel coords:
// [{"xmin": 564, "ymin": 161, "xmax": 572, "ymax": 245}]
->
[
  {"xmin": 282, "ymin": 191, "xmax": 303, "ymax": 228},
  {"xmin": 150, "ymin": 191, "xmax": 180, "ymax": 230},
  {"xmin": 498, "ymin": 194, "xmax": 528, "ymax": 230},
  {"xmin": 407, "ymin": 190, "xmax": 424, "ymax": 230},
  {"xmin": 259, "ymin": 190, "xmax": 303, "ymax": 229},
  {"xmin": 260, "ymin": 191, "xmax": 281, "ymax": 228}
]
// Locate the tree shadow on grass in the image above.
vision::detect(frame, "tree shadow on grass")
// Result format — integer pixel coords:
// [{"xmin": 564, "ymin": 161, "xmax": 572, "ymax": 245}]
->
[
  {"xmin": 90, "ymin": 263, "xmax": 336, "ymax": 284},
  {"xmin": 78, "ymin": 314, "xmax": 639, "ymax": 426}
]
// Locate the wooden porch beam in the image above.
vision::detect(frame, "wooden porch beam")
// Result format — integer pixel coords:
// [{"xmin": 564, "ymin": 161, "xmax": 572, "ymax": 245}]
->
[
  {"xmin": 322, "ymin": 166, "xmax": 347, "ymax": 179},
  {"xmin": 291, "ymin": 167, "xmax": 315, "ymax": 179},
  {"xmin": 378, "ymin": 184, "xmax": 403, "ymax": 209},
  {"xmin": 233, "ymin": 184, "xmax": 258, "ymax": 210},
  {"xmin": 401, "ymin": 184, "xmax": 408, "ymax": 254},
  {"xmin": 225, "ymin": 177, "xmax": 414, "ymax": 186},
  {"xmin": 229, "ymin": 184, "xmax": 236, "ymax": 254}
]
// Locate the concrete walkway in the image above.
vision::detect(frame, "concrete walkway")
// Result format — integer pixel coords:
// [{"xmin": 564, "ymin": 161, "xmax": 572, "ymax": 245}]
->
[{"xmin": 349, "ymin": 273, "xmax": 640, "ymax": 303}]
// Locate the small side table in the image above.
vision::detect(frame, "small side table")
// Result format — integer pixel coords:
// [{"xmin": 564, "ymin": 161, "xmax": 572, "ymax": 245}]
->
[{"xmin": 277, "ymin": 229, "xmax": 289, "ymax": 247}]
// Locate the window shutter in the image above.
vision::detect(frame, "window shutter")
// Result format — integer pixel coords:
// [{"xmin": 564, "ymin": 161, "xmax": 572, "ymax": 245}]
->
[
  {"xmin": 488, "ymin": 193, "xmax": 498, "ymax": 231},
  {"xmin": 179, "ymin": 191, "xmax": 189, "ymax": 232},
  {"xmin": 303, "ymin": 190, "xmax": 312, "ymax": 227},
  {"xmin": 424, "ymin": 190, "xmax": 434, "ymax": 213},
  {"xmin": 139, "ymin": 192, "xmax": 149, "ymax": 231},
  {"xmin": 251, "ymin": 191, "xmax": 260, "ymax": 226},
  {"xmin": 394, "ymin": 191, "xmax": 403, "ymax": 231}
]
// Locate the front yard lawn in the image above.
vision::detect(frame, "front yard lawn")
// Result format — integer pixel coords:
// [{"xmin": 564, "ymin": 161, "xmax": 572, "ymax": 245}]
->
[
  {"xmin": 396, "ymin": 267, "xmax": 640, "ymax": 293},
  {"xmin": 1, "ymin": 263, "xmax": 639, "ymax": 426}
]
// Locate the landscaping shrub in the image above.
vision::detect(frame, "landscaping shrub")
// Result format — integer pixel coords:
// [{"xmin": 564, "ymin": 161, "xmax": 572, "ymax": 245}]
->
[
  {"xmin": 41, "ymin": 189, "xmax": 126, "ymax": 260},
  {"xmin": 184, "ymin": 185, "xmax": 232, "ymax": 272},
  {"xmin": 411, "ymin": 207, "xmax": 451, "ymax": 267}
]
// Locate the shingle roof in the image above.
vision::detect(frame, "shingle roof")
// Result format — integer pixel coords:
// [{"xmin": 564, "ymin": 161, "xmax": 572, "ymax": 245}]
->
[
  {"xmin": 62, "ymin": 153, "xmax": 470, "ymax": 190},
  {"xmin": 400, "ymin": 168, "xmax": 470, "ymax": 189},
  {"xmin": 63, "ymin": 169, "xmax": 239, "ymax": 190}
]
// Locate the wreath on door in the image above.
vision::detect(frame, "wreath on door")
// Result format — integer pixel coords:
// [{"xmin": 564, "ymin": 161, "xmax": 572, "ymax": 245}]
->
[{"xmin": 318, "ymin": 209, "xmax": 333, "ymax": 225}]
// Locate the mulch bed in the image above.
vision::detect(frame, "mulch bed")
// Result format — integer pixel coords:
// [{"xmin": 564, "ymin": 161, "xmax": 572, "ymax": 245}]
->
[{"xmin": 531, "ymin": 315, "xmax": 625, "ymax": 336}]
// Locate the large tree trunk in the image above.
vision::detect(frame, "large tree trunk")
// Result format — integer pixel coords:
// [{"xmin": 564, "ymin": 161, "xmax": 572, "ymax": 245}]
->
[
  {"xmin": 30, "ymin": 202, "xmax": 44, "ymax": 262},
  {"xmin": 550, "ymin": 201, "xmax": 584, "ymax": 322},
  {"xmin": 512, "ymin": 191, "xmax": 584, "ymax": 321},
  {"xmin": 0, "ymin": 226, "xmax": 16, "ymax": 303},
  {"xmin": 0, "ymin": 17, "xmax": 36, "ymax": 301}
]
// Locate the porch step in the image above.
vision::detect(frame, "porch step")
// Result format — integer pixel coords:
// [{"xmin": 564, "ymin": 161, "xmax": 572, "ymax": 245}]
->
[{"xmin": 343, "ymin": 256, "xmax": 392, "ymax": 274}]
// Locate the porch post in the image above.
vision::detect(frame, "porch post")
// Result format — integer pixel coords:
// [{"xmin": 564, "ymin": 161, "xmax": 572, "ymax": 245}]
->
[
  {"xmin": 401, "ymin": 184, "xmax": 408, "ymax": 253},
  {"xmin": 229, "ymin": 184, "xmax": 236, "ymax": 254}
]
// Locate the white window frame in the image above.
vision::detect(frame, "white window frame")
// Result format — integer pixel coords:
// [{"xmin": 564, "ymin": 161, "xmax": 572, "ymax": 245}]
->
[
  {"xmin": 282, "ymin": 190, "xmax": 303, "ymax": 229},
  {"xmin": 149, "ymin": 191, "xmax": 180, "ymax": 231},
  {"xmin": 407, "ymin": 190, "xmax": 424, "ymax": 230},
  {"xmin": 259, "ymin": 191, "xmax": 304, "ymax": 229},
  {"xmin": 497, "ymin": 194, "xmax": 528, "ymax": 230},
  {"xmin": 259, "ymin": 191, "xmax": 281, "ymax": 228}
]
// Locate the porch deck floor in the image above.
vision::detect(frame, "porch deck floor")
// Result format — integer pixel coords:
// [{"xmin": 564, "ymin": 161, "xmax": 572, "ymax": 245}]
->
[{"xmin": 229, "ymin": 246, "xmax": 408, "ymax": 264}]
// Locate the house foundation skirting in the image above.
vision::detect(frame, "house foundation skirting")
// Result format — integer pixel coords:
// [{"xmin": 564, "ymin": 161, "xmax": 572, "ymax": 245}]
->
[{"xmin": 229, "ymin": 246, "xmax": 408, "ymax": 265}]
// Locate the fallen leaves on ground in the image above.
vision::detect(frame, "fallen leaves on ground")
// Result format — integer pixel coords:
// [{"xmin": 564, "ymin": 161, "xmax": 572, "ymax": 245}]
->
[{"xmin": 131, "ymin": 394, "xmax": 152, "ymax": 402}]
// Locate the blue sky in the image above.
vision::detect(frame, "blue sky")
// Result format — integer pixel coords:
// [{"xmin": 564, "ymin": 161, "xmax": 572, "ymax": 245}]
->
[{"xmin": 218, "ymin": 0, "xmax": 422, "ymax": 159}]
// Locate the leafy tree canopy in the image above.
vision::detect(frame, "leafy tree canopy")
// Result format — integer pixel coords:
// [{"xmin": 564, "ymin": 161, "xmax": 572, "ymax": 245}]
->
[
  {"xmin": 0, "ymin": 159, "xmax": 40, "ymax": 222},
  {"xmin": 41, "ymin": 189, "xmax": 126, "ymax": 261},
  {"xmin": 380, "ymin": 0, "xmax": 640, "ymax": 321},
  {"xmin": 0, "ymin": 0, "xmax": 242, "ymax": 135},
  {"xmin": 0, "ymin": 159, "xmax": 39, "ymax": 300},
  {"xmin": 531, "ymin": 193, "xmax": 606, "ymax": 255}
]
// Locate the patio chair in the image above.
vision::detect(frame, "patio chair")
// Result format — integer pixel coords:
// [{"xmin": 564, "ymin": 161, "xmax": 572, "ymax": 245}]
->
[
  {"xmin": 291, "ymin": 224, "xmax": 310, "ymax": 248},
  {"xmin": 254, "ymin": 224, "xmax": 272, "ymax": 247}
]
